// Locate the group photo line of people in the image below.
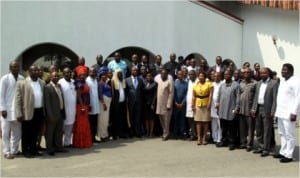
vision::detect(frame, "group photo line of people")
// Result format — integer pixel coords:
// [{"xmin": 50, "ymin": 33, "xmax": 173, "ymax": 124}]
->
[{"xmin": 0, "ymin": 52, "xmax": 299, "ymax": 164}]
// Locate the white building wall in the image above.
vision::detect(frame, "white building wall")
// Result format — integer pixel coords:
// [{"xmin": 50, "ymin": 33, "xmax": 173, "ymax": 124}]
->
[
  {"xmin": 1, "ymin": 1, "xmax": 242, "ymax": 75},
  {"xmin": 241, "ymin": 5, "xmax": 300, "ymax": 77}
]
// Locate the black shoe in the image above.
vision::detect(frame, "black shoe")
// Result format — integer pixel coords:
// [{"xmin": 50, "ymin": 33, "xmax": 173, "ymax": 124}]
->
[
  {"xmin": 261, "ymin": 151, "xmax": 269, "ymax": 157},
  {"xmin": 56, "ymin": 148, "xmax": 68, "ymax": 153},
  {"xmin": 64, "ymin": 144, "xmax": 73, "ymax": 148},
  {"xmin": 239, "ymin": 145, "xmax": 247, "ymax": 149},
  {"xmin": 37, "ymin": 146, "xmax": 46, "ymax": 151},
  {"xmin": 280, "ymin": 157, "xmax": 293, "ymax": 163},
  {"xmin": 229, "ymin": 145, "xmax": 235, "ymax": 151},
  {"xmin": 23, "ymin": 153, "xmax": 34, "ymax": 158},
  {"xmin": 216, "ymin": 142, "xmax": 226, "ymax": 147},
  {"xmin": 253, "ymin": 149, "xmax": 263, "ymax": 154},
  {"xmin": 12, "ymin": 151, "xmax": 22, "ymax": 156},
  {"xmin": 273, "ymin": 153, "xmax": 285, "ymax": 159},
  {"xmin": 48, "ymin": 152, "xmax": 55, "ymax": 156},
  {"xmin": 246, "ymin": 146, "xmax": 252, "ymax": 152},
  {"xmin": 34, "ymin": 152, "xmax": 43, "ymax": 156}
]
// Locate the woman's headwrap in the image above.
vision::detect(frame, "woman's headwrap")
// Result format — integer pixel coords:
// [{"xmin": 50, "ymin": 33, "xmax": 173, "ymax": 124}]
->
[{"xmin": 97, "ymin": 66, "xmax": 109, "ymax": 78}]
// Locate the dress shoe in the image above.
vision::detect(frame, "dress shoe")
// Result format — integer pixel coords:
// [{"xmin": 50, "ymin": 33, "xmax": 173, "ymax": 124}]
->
[
  {"xmin": 56, "ymin": 148, "xmax": 68, "ymax": 153},
  {"xmin": 273, "ymin": 153, "xmax": 285, "ymax": 159},
  {"xmin": 228, "ymin": 145, "xmax": 235, "ymax": 151},
  {"xmin": 261, "ymin": 151, "xmax": 269, "ymax": 157},
  {"xmin": 93, "ymin": 139, "xmax": 101, "ymax": 143},
  {"xmin": 280, "ymin": 157, "xmax": 293, "ymax": 163},
  {"xmin": 162, "ymin": 136, "xmax": 169, "ymax": 141},
  {"xmin": 216, "ymin": 142, "xmax": 226, "ymax": 147},
  {"xmin": 34, "ymin": 152, "xmax": 43, "ymax": 156},
  {"xmin": 4, "ymin": 154, "xmax": 14, "ymax": 159},
  {"xmin": 64, "ymin": 144, "xmax": 73, "ymax": 148},
  {"xmin": 23, "ymin": 153, "xmax": 34, "ymax": 158},
  {"xmin": 239, "ymin": 145, "xmax": 246, "ymax": 149},
  {"xmin": 246, "ymin": 146, "xmax": 252, "ymax": 152},
  {"xmin": 48, "ymin": 152, "xmax": 55, "ymax": 156},
  {"xmin": 253, "ymin": 149, "xmax": 263, "ymax": 154},
  {"xmin": 12, "ymin": 151, "xmax": 22, "ymax": 156}
]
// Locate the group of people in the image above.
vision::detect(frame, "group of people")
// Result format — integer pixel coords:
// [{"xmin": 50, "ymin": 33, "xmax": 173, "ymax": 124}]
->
[{"xmin": 0, "ymin": 52, "xmax": 299, "ymax": 164}]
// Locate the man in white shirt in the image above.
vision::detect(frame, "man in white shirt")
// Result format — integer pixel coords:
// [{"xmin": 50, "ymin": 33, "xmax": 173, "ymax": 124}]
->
[
  {"xmin": 58, "ymin": 68, "xmax": 76, "ymax": 147},
  {"xmin": 86, "ymin": 67, "xmax": 101, "ymax": 143},
  {"xmin": 0, "ymin": 61, "xmax": 24, "ymax": 159},
  {"xmin": 274, "ymin": 63, "xmax": 300, "ymax": 163},
  {"xmin": 15, "ymin": 65, "xmax": 45, "ymax": 158},
  {"xmin": 211, "ymin": 72, "xmax": 223, "ymax": 144}
]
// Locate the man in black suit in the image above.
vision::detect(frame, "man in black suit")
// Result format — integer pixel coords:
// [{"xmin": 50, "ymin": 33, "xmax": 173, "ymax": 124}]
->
[
  {"xmin": 125, "ymin": 67, "xmax": 144, "ymax": 137},
  {"xmin": 251, "ymin": 68, "xmax": 278, "ymax": 157},
  {"xmin": 164, "ymin": 53, "xmax": 180, "ymax": 80},
  {"xmin": 44, "ymin": 72, "xmax": 67, "ymax": 156},
  {"xmin": 211, "ymin": 56, "xmax": 225, "ymax": 77}
]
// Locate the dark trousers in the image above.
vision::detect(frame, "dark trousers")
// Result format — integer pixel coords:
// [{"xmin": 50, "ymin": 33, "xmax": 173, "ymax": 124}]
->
[
  {"xmin": 45, "ymin": 116, "xmax": 63, "ymax": 153},
  {"xmin": 22, "ymin": 108, "xmax": 43, "ymax": 155},
  {"xmin": 172, "ymin": 107, "xmax": 186, "ymax": 138},
  {"xmin": 220, "ymin": 118, "xmax": 237, "ymax": 146},
  {"xmin": 187, "ymin": 117, "xmax": 196, "ymax": 138},
  {"xmin": 111, "ymin": 101, "xmax": 129, "ymax": 138},
  {"xmin": 128, "ymin": 103, "xmax": 142, "ymax": 136},
  {"xmin": 255, "ymin": 106, "xmax": 274, "ymax": 151},
  {"xmin": 239, "ymin": 114, "xmax": 255, "ymax": 147},
  {"xmin": 89, "ymin": 114, "xmax": 98, "ymax": 141}
]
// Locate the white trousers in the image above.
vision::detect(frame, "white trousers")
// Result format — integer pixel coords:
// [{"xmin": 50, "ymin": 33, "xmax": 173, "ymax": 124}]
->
[
  {"xmin": 1, "ymin": 119, "xmax": 21, "ymax": 154},
  {"xmin": 278, "ymin": 117, "xmax": 296, "ymax": 159},
  {"xmin": 211, "ymin": 117, "xmax": 222, "ymax": 142},
  {"xmin": 63, "ymin": 124, "xmax": 73, "ymax": 146},
  {"xmin": 97, "ymin": 96, "xmax": 111, "ymax": 138}
]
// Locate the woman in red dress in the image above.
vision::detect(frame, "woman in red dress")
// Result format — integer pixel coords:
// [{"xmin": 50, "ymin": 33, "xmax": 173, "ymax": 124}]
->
[{"xmin": 72, "ymin": 70, "xmax": 92, "ymax": 148}]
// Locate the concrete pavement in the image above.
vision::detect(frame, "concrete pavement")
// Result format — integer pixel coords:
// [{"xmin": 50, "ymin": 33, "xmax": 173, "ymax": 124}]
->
[{"xmin": 1, "ymin": 127, "xmax": 299, "ymax": 177}]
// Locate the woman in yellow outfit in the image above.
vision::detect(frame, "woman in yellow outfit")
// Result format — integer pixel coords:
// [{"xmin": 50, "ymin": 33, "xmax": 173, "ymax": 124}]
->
[{"xmin": 192, "ymin": 72, "xmax": 213, "ymax": 145}]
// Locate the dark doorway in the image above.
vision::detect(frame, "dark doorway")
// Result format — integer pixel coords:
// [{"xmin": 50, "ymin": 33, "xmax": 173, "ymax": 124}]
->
[
  {"xmin": 17, "ymin": 42, "xmax": 79, "ymax": 72},
  {"xmin": 104, "ymin": 46, "xmax": 156, "ymax": 66}
]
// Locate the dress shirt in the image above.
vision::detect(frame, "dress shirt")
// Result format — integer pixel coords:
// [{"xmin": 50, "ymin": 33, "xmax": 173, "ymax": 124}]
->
[
  {"xmin": 258, "ymin": 78, "xmax": 270, "ymax": 105},
  {"xmin": 30, "ymin": 79, "xmax": 43, "ymax": 108}
]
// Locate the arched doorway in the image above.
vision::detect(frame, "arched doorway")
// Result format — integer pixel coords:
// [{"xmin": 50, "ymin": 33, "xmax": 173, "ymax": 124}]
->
[
  {"xmin": 104, "ymin": 46, "xmax": 156, "ymax": 66},
  {"xmin": 16, "ymin": 42, "xmax": 79, "ymax": 73},
  {"xmin": 184, "ymin": 52, "xmax": 207, "ymax": 66}
]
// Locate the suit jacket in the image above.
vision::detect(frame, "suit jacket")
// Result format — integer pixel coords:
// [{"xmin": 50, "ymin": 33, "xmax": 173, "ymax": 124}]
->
[
  {"xmin": 125, "ymin": 76, "xmax": 144, "ymax": 106},
  {"xmin": 252, "ymin": 79, "xmax": 278, "ymax": 116},
  {"xmin": 211, "ymin": 65, "xmax": 225, "ymax": 74},
  {"xmin": 15, "ymin": 77, "xmax": 45, "ymax": 120},
  {"xmin": 44, "ymin": 83, "xmax": 65, "ymax": 121}
]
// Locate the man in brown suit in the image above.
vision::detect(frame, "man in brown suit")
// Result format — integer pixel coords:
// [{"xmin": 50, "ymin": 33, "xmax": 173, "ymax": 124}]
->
[
  {"xmin": 15, "ymin": 65, "xmax": 45, "ymax": 158},
  {"xmin": 44, "ymin": 72, "xmax": 67, "ymax": 156}
]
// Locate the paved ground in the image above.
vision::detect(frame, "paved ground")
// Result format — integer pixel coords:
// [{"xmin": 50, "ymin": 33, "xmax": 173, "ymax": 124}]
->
[{"xmin": 1, "ymin": 127, "xmax": 299, "ymax": 177}]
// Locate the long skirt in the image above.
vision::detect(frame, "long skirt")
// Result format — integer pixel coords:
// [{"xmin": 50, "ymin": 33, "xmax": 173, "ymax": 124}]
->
[{"xmin": 73, "ymin": 104, "xmax": 92, "ymax": 148}]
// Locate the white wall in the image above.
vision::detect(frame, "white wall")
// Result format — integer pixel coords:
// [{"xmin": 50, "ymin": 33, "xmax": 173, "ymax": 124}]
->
[
  {"xmin": 1, "ymin": 1, "xmax": 242, "ymax": 75},
  {"xmin": 241, "ymin": 5, "xmax": 300, "ymax": 77}
]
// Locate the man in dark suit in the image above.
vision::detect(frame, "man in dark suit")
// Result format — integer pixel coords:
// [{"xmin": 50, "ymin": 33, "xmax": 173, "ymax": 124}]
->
[
  {"xmin": 125, "ymin": 66, "xmax": 144, "ymax": 137},
  {"xmin": 211, "ymin": 56, "xmax": 225, "ymax": 77},
  {"xmin": 251, "ymin": 67, "xmax": 278, "ymax": 157},
  {"xmin": 164, "ymin": 53, "xmax": 180, "ymax": 80},
  {"xmin": 44, "ymin": 72, "xmax": 67, "ymax": 156}
]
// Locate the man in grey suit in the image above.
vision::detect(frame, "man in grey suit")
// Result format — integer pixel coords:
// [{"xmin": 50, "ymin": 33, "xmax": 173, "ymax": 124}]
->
[
  {"xmin": 15, "ymin": 65, "xmax": 45, "ymax": 158},
  {"xmin": 125, "ymin": 66, "xmax": 144, "ymax": 137},
  {"xmin": 44, "ymin": 72, "xmax": 67, "ymax": 156},
  {"xmin": 251, "ymin": 68, "xmax": 278, "ymax": 157}
]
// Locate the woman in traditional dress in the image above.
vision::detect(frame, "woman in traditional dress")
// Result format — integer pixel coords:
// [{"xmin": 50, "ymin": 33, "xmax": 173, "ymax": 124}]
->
[{"xmin": 72, "ymin": 68, "xmax": 92, "ymax": 148}]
